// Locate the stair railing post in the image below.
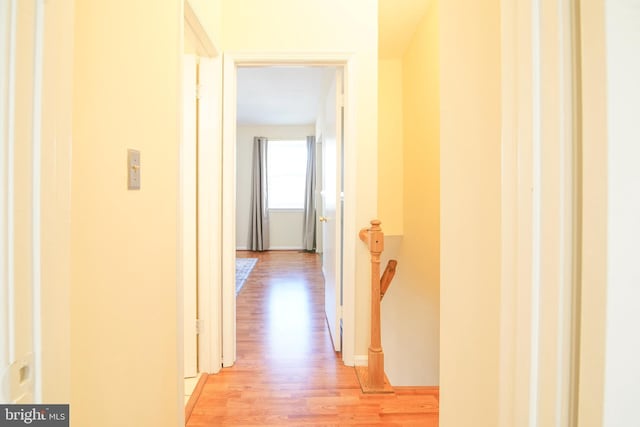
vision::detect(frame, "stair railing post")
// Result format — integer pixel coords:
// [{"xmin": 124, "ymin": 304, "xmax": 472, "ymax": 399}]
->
[
  {"xmin": 356, "ymin": 219, "xmax": 393, "ymax": 393},
  {"xmin": 366, "ymin": 220, "xmax": 384, "ymax": 389}
]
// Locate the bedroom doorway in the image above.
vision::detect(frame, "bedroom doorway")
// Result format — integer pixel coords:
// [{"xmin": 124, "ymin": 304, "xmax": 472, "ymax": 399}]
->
[
  {"xmin": 232, "ymin": 65, "xmax": 344, "ymax": 354},
  {"xmin": 218, "ymin": 53, "xmax": 357, "ymax": 368}
]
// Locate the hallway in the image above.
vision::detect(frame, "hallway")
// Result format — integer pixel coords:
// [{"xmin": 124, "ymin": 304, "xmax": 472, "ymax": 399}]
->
[{"xmin": 186, "ymin": 251, "xmax": 439, "ymax": 426}]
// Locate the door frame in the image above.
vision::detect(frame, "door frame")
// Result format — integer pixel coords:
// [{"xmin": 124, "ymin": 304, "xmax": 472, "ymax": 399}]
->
[
  {"xmin": 180, "ymin": 1, "xmax": 223, "ymax": 380},
  {"xmin": 1, "ymin": 0, "xmax": 45, "ymax": 403},
  {"xmin": 181, "ymin": 54, "xmax": 198, "ymax": 379},
  {"xmin": 498, "ymin": 0, "xmax": 581, "ymax": 424},
  {"xmin": 218, "ymin": 52, "xmax": 357, "ymax": 367},
  {"xmin": 0, "ymin": 0, "xmax": 13, "ymax": 398},
  {"xmin": 195, "ymin": 55, "xmax": 223, "ymax": 375},
  {"xmin": 181, "ymin": 53, "xmax": 224, "ymax": 379}
]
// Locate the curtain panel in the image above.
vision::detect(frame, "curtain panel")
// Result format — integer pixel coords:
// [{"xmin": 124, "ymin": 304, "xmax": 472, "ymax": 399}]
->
[
  {"xmin": 248, "ymin": 137, "xmax": 269, "ymax": 251},
  {"xmin": 302, "ymin": 135, "xmax": 317, "ymax": 251}
]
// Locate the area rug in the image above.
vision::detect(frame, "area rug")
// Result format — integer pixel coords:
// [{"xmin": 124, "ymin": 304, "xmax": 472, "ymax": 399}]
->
[{"xmin": 236, "ymin": 258, "xmax": 258, "ymax": 295}]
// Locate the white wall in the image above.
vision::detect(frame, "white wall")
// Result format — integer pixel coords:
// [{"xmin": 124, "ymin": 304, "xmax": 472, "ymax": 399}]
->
[
  {"xmin": 268, "ymin": 211, "xmax": 305, "ymax": 250},
  {"xmin": 602, "ymin": 1, "xmax": 640, "ymax": 425},
  {"xmin": 379, "ymin": 2, "xmax": 440, "ymax": 387},
  {"xmin": 236, "ymin": 124, "xmax": 315, "ymax": 250}
]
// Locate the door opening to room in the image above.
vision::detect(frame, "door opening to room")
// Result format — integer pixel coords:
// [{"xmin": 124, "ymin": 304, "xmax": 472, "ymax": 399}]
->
[{"xmin": 232, "ymin": 65, "xmax": 345, "ymax": 359}]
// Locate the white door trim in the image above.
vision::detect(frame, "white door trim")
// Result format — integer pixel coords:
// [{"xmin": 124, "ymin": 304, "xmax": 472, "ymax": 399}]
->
[
  {"xmin": 179, "ymin": 1, "xmax": 222, "ymax": 386},
  {"xmin": 0, "ymin": 0, "xmax": 46, "ymax": 403},
  {"xmin": 499, "ymin": 0, "xmax": 580, "ymax": 425},
  {"xmin": 184, "ymin": 0, "xmax": 218, "ymax": 58},
  {"xmin": 197, "ymin": 55, "xmax": 223, "ymax": 375},
  {"xmin": 220, "ymin": 51, "xmax": 357, "ymax": 367},
  {"xmin": 30, "ymin": 0, "xmax": 45, "ymax": 401},
  {"xmin": 181, "ymin": 54, "xmax": 198, "ymax": 378},
  {"xmin": 0, "ymin": 0, "xmax": 13, "ymax": 400}
]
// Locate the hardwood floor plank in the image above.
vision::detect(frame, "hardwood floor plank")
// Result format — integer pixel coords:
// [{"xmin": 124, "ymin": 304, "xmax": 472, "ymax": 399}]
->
[{"xmin": 187, "ymin": 251, "xmax": 439, "ymax": 426}]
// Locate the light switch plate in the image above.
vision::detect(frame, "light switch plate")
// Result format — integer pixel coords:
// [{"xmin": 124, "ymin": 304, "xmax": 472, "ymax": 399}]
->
[{"xmin": 128, "ymin": 149, "xmax": 140, "ymax": 190}]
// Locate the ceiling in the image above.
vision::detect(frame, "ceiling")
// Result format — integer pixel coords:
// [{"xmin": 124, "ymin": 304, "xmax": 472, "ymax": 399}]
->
[
  {"xmin": 379, "ymin": 0, "xmax": 432, "ymax": 59},
  {"xmin": 236, "ymin": 67, "xmax": 336, "ymax": 126}
]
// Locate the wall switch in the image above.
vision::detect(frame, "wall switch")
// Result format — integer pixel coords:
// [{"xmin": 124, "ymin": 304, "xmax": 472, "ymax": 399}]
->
[{"xmin": 128, "ymin": 149, "xmax": 141, "ymax": 190}]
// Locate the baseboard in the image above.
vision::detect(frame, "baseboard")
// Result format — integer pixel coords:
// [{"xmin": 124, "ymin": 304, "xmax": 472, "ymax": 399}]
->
[
  {"xmin": 353, "ymin": 355, "xmax": 368, "ymax": 367},
  {"xmin": 268, "ymin": 246, "xmax": 304, "ymax": 250},
  {"xmin": 237, "ymin": 246, "xmax": 304, "ymax": 251},
  {"xmin": 394, "ymin": 385, "xmax": 440, "ymax": 392},
  {"xmin": 184, "ymin": 373, "xmax": 208, "ymax": 423}
]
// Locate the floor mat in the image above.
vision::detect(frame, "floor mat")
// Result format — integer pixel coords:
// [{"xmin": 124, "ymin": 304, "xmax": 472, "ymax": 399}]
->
[{"xmin": 236, "ymin": 258, "xmax": 258, "ymax": 294}]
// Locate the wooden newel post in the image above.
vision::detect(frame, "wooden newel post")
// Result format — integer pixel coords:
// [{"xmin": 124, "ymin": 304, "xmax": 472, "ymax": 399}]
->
[
  {"xmin": 366, "ymin": 220, "xmax": 384, "ymax": 388},
  {"xmin": 355, "ymin": 219, "xmax": 393, "ymax": 393}
]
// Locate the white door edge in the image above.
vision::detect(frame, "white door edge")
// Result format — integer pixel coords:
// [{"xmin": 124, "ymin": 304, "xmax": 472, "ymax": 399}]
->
[
  {"xmin": 0, "ymin": 0, "xmax": 12, "ymax": 400},
  {"xmin": 197, "ymin": 55, "xmax": 223, "ymax": 374},
  {"xmin": 182, "ymin": 54, "xmax": 198, "ymax": 379},
  {"xmin": 30, "ymin": 0, "xmax": 45, "ymax": 401}
]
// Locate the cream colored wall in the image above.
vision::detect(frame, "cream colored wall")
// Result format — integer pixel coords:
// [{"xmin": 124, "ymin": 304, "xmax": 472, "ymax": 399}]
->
[
  {"xmin": 236, "ymin": 124, "xmax": 315, "ymax": 250},
  {"xmin": 40, "ymin": 0, "xmax": 74, "ymax": 402},
  {"xmin": 222, "ymin": 0, "xmax": 378, "ymax": 358},
  {"xmin": 578, "ymin": 1, "xmax": 607, "ymax": 425},
  {"xmin": 379, "ymin": 2, "xmax": 440, "ymax": 386},
  {"xmin": 187, "ymin": 0, "xmax": 222, "ymax": 47},
  {"xmin": 184, "ymin": 24, "xmax": 198, "ymax": 54},
  {"xmin": 439, "ymin": 0, "xmax": 502, "ymax": 425},
  {"xmin": 71, "ymin": 1, "xmax": 181, "ymax": 426},
  {"xmin": 377, "ymin": 59, "xmax": 403, "ymax": 236}
]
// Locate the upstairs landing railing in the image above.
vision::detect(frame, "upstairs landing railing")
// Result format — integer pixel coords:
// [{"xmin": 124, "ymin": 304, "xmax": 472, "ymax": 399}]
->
[{"xmin": 355, "ymin": 219, "xmax": 397, "ymax": 393}]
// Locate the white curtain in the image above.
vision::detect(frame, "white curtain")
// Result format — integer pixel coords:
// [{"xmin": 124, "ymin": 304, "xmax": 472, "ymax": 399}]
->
[
  {"xmin": 248, "ymin": 137, "xmax": 269, "ymax": 251},
  {"xmin": 302, "ymin": 136, "xmax": 316, "ymax": 251}
]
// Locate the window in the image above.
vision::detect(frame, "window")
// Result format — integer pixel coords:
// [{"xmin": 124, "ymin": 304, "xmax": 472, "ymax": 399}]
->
[{"xmin": 267, "ymin": 140, "xmax": 308, "ymax": 209}]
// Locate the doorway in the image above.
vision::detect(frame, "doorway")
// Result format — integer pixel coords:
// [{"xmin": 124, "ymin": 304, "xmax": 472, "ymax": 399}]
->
[
  {"xmin": 217, "ymin": 53, "xmax": 358, "ymax": 368},
  {"xmin": 233, "ymin": 65, "xmax": 343, "ymax": 354}
]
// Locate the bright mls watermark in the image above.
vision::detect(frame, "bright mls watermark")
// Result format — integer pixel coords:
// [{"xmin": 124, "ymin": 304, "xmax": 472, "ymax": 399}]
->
[{"xmin": 0, "ymin": 405, "xmax": 68, "ymax": 426}]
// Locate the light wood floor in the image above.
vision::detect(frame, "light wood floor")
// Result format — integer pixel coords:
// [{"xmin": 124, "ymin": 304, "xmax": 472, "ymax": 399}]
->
[{"xmin": 186, "ymin": 251, "xmax": 439, "ymax": 426}]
